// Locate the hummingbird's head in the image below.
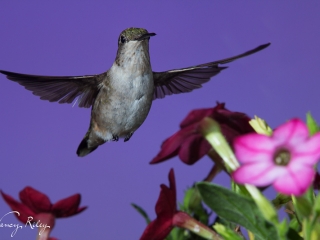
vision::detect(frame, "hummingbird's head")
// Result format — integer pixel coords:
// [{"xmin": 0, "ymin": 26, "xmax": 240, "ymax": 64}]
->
[
  {"xmin": 115, "ymin": 28, "xmax": 156, "ymax": 69},
  {"xmin": 118, "ymin": 27, "xmax": 156, "ymax": 45}
]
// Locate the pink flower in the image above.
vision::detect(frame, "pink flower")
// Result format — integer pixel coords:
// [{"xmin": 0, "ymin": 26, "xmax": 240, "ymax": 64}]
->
[
  {"xmin": 151, "ymin": 103, "xmax": 254, "ymax": 165},
  {"xmin": 232, "ymin": 119, "xmax": 320, "ymax": 196}
]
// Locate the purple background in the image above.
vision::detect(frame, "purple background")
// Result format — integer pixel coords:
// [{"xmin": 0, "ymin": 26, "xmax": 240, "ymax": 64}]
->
[{"xmin": 1, "ymin": 2, "xmax": 320, "ymax": 240}]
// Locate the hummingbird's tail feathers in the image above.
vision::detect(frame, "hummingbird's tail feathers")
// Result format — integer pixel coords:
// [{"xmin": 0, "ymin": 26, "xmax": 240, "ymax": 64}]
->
[
  {"xmin": 76, "ymin": 137, "xmax": 98, "ymax": 157},
  {"xmin": 76, "ymin": 132, "xmax": 107, "ymax": 157}
]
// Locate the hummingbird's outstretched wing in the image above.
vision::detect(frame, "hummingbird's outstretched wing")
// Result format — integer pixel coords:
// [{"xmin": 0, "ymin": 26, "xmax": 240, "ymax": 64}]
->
[
  {"xmin": 152, "ymin": 43, "xmax": 270, "ymax": 100},
  {"xmin": 0, "ymin": 70, "xmax": 106, "ymax": 108}
]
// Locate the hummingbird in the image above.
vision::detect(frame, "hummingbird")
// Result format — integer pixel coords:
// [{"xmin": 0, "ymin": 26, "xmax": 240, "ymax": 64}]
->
[{"xmin": 0, "ymin": 27, "xmax": 270, "ymax": 157}]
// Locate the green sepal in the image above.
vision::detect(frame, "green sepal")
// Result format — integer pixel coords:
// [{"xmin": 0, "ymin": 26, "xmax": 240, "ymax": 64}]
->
[
  {"xmin": 292, "ymin": 196, "xmax": 313, "ymax": 219},
  {"xmin": 214, "ymin": 216, "xmax": 238, "ymax": 232},
  {"xmin": 306, "ymin": 112, "xmax": 320, "ymax": 135},
  {"xmin": 166, "ymin": 227, "xmax": 211, "ymax": 240},
  {"xmin": 304, "ymin": 185, "xmax": 315, "ymax": 205},
  {"xmin": 313, "ymin": 192, "xmax": 320, "ymax": 217},
  {"xmin": 272, "ymin": 194, "xmax": 292, "ymax": 209}
]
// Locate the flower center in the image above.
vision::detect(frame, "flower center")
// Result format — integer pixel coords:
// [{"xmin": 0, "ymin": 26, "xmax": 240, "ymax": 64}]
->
[{"xmin": 273, "ymin": 148, "xmax": 291, "ymax": 166}]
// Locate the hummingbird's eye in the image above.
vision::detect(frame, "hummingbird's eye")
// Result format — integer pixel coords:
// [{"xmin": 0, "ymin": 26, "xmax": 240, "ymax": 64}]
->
[{"xmin": 120, "ymin": 36, "xmax": 126, "ymax": 44}]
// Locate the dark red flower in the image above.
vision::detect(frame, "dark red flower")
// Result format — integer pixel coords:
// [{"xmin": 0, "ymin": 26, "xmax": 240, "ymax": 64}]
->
[
  {"xmin": 140, "ymin": 169, "xmax": 177, "ymax": 240},
  {"xmin": 1, "ymin": 186, "xmax": 87, "ymax": 231},
  {"xmin": 151, "ymin": 102, "xmax": 254, "ymax": 165},
  {"xmin": 140, "ymin": 169, "xmax": 216, "ymax": 240},
  {"xmin": 313, "ymin": 172, "xmax": 320, "ymax": 190}
]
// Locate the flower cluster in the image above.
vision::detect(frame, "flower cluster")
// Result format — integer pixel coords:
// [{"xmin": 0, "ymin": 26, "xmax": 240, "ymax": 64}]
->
[
  {"xmin": 3, "ymin": 101, "xmax": 320, "ymax": 240},
  {"xmin": 137, "ymin": 105, "xmax": 320, "ymax": 240}
]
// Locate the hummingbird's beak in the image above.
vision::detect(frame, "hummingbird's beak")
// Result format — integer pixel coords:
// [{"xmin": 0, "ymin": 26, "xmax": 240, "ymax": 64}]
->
[{"xmin": 136, "ymin": 33, "xmax": 156, "ymax": 41}]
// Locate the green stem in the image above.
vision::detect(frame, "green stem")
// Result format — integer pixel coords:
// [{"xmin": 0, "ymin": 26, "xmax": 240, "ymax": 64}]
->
[{"xmin": 173, "ymin": 212, "xmax": 223, "ymax": 240}]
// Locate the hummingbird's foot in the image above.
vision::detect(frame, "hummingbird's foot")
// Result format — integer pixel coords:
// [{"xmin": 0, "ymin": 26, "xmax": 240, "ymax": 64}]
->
[
  {"xmin": 124, "ymin": 132, "xmax": 133, "ymax": 142},
  {"xmin": 112, "ymin": 135, "xmax": 119, "ymax": 141}
]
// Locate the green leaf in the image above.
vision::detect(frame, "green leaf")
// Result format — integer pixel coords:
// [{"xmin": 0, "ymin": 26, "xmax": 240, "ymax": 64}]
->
[
  {"xmin": 306, "ymin": 112, "xmax": 319, "ymax": 136},
  {"xmin": 314, "ymin": 193, "xmax": 320, "ymax": 214},
  {"xmin": 183, "ymin": 187, "xmax": 202, "ymax": 212},
  {"xmin": 286, "ymin": 227, "xmax": 303, "ymax": 240},
  {"xmin": 288, "ymin": 217, "xmax": 301, "ymax": 233},
  {"xmin": 292, "ymin": 196, "xmax": 313, "ymax": 219},
  {"xmin": 182, "ymin": 187, "xmax": 209, "ymax": 225},
  {"xmin": 304, "ymin": 185, "xmax": 315, "ymax": 204},
  {"xmin": 278, "ymin": 219, "xmax": 289, "ymax": 239},
  {"xmin": 131, "ymin": 203, "xmax": 151, "ymax": 224},
  {"xmin": 166, "ymin": 227, "xmax": 186, "ymax": 240},
  {"xmin": 310, "ymin": 223, "xmax": 320, "ymax": 240},
  {"xmin": 213, "ymin": 223, "xmax": 243, "ymax": 240},
  {"xmin": 197, "ymin": 182, "xmax": 279, "ymax": 240},
  {"xmin": 312, "ymin": 192, "xmax": 320, "ymax": 223}
]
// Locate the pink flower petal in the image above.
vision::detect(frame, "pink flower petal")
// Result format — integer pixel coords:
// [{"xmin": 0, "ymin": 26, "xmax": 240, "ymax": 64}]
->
[
  {"xmin": 234, "ymin": 134, "xmax": 275, "ymax": 163},
  {"xmin": 290, "ymin": 155, "xmax": 320, "ymax": 167},
  {"xmin": 273, "ymin": 119, "xmax": 309, "ymax": 147},
  {"xmin": 293, "ymin": 133, "xmax": 320, "ymax": 164},
  {"xmin": 233, "ymin": 162, "xmax": 285, "ymax": 186},
  {"xmin": 273, "ymin": 164, "xmax": 315, "ymax": 196},
  {"xmin": 235, "ymin": 148, "xmax": 271, "ymax": 164},
  {"xmin": 235, "ymin": 134, "xmax": 276, "ymax": 151}
]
